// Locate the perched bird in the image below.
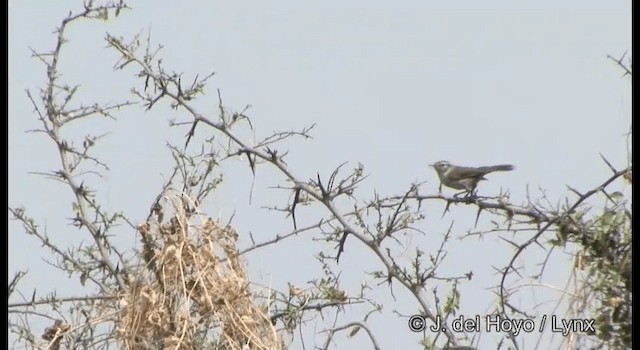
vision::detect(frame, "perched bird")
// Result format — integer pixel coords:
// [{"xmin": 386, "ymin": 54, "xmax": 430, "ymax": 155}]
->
[{"xmin": 430, "ymin": 160, "xmax": 514, "ymax": 196}]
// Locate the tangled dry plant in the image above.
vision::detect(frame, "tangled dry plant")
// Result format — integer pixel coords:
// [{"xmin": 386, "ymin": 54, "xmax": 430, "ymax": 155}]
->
[{"xmin": 117, "ymin": 188, "xmax": 280, "ymax": 350}]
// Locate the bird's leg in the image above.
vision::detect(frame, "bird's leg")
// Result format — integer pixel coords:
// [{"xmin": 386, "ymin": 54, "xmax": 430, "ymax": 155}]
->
[
  {"xmin": 438, "ymin": 182, "xmax": 443, "ymax": 193},
  {"xmin": 461, "ymin": 185, "xmax": 478, "ymax": 199},
  {"xmin": 466, "ymin": 187, "xmax": 479, "ymax": 199}
]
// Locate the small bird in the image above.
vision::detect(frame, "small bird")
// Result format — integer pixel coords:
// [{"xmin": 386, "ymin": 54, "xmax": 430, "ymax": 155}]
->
[{"xmin": 430, "ymin": 160, "xmax": 514, "ymax": 196}]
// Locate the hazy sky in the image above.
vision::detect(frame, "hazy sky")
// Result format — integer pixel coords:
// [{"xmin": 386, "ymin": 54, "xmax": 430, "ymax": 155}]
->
[{"xmin": 9, "ymin": 1, "xmax": 631, "ymax": 349}]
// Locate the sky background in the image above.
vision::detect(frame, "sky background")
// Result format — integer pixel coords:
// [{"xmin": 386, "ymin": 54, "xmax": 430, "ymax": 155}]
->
[{"xmin": 9, "ymin": 1, "xmax": 631, "ymax": 349}]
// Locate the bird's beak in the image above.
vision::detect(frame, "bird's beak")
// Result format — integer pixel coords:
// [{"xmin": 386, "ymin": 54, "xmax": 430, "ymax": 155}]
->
[{"xmin": 429, "ymin": 164, "xmax": 434, "ymax": 168}]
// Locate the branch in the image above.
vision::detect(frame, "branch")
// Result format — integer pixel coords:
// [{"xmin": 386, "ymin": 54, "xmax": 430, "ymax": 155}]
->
[{"xmin": 498, "ymin": 166, "xmax": 630, "ymax": 325}]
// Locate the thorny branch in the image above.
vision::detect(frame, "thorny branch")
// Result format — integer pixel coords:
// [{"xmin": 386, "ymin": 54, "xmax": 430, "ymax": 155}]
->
[
  {"xmin": 19, "ymin": 4, "xmax": 134, "ymax": 293},
  {"xmin": 107, "ymin": 34, "xmax": 470, "ymax": 347},
  {"xmin": 10, "ymin": 2, "xmax": 133, "ymax": 348},
  {"xmin": 108, "ymin": 31, "xmax": 634, "ymax": 349},
  {"xmin": 498, "ymin": 167, "xmax": 630, "ymax": 305},
  {"xmin": 606, "ymin": 50, "xmax": 632, "ymax": 78}
]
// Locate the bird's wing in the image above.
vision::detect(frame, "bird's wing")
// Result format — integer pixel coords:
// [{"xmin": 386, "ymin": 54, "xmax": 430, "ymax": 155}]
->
[{"xmin": 446, "ymin": 166, "xmax": 486, "ymax": 180}]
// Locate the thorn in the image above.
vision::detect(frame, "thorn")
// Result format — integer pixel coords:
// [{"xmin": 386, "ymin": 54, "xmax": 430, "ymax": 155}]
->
[
  {"xmin": 441, "ymin": 200, "xmax": 452, "ymax": 219},
  {"xmin": 336, "ymin": 231, "xmax": 349, "ymax": 263},
  {"xmin": 291, "ymin": 188, "xmax": 301, "ymax": 230},
  {"xmin": 566, "ymin": 185, "xmax": 582, "ymax": 197},
  {"xmin": 474, "ymin": 207, "xmax": 482, "ymax": 228},
  {"xmin": 245, "ymin": 151, "xmax": 255, "ymax": 176},
  {"xmin": 499, "ymin": 236, "xmax": 520, "ymax": 249},
  {"xmin": 599, "ymin": 153, "xmax": 618, "ymax": 173}
]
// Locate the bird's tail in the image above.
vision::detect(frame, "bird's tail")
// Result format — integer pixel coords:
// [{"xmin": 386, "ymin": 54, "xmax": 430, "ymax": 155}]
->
[{"xmin": 480, "ymin": 164, "xmax": 515, "ymax": 173}]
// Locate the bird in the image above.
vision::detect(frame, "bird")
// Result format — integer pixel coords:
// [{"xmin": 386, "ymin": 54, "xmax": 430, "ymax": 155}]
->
[{"xmin": 430, "ymin": 160, "xmax": 514, "ymax": 196}]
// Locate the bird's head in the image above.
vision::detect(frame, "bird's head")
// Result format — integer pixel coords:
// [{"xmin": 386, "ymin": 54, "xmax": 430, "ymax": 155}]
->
[{"xmin": 430, "ymin": 160, "xmax": 452, "ymax": 174}]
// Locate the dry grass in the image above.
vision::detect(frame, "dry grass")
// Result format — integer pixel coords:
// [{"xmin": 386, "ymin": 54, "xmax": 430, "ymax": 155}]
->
[{"xmin": 115, "ymin": 189, "xmax": 281, "ymax": 350}]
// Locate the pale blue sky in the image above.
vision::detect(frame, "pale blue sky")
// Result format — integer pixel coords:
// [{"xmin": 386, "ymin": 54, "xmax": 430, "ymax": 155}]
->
[{"xmin": 9, "ymin": 1, "xmax": 631, "ymax": 349}]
